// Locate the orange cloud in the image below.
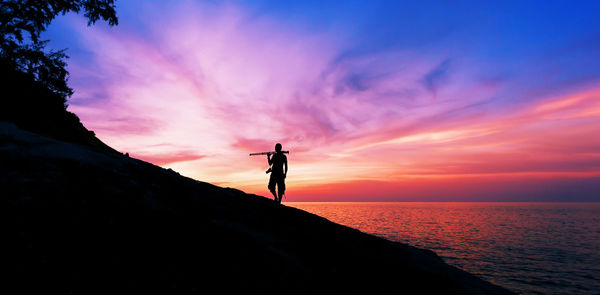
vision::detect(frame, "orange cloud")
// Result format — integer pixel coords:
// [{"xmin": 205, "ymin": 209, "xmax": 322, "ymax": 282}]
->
[{"xmin": 134, "ymin": 151, "xmax": 206, "ymax": 166}]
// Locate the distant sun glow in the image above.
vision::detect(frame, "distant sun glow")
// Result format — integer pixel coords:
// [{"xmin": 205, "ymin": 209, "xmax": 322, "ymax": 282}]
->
[{"xmin": 45, "ymin": 1, "xmax": 600, "ymax": 201}]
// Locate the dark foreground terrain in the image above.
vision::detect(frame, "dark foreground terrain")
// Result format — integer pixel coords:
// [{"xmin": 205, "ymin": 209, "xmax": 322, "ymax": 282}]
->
[{"xmin": 1, "ymin": 122, "xmax": 513, "ymax": 294}]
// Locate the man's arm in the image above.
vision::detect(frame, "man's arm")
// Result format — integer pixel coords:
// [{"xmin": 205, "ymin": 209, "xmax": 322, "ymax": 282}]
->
[
  {"xmin": 267, "ymin": 153, "xmax": 273, "ymax": 166},
  {"xmin": 284, "ymin": 156, "xmax": 288, "ymax": 178}
]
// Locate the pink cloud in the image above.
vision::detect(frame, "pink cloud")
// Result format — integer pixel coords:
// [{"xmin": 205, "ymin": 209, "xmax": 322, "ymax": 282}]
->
[{"xmin": 56, "ymin": 2, "xmax": 600, "ymax": 200}]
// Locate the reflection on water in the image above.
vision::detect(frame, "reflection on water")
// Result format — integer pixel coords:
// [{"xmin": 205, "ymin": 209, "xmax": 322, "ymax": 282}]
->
[{"xmin": 286, "ymin": 202, "xmax": 600, "ymax": 295}]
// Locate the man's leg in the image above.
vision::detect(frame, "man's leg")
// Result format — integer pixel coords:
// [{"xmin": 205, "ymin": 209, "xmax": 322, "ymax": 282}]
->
[
  {"xmin": 277, "ymin": 179, "xmax": 286, "ymax": 203},
  {"xmin": 268, "ymin": 176, "xmax": 277, "ymax": 201}
]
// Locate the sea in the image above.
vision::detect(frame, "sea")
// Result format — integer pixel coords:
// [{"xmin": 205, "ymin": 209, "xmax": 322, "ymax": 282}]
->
[{"xmin": 286, "ymin": 202, "xmax": 600, "ymax": 295}]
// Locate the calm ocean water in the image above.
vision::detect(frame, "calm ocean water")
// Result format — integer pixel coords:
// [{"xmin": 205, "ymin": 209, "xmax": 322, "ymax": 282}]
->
[{"xmin": 286, "ymin": 202, "xmax": 600, "ymax": 295}]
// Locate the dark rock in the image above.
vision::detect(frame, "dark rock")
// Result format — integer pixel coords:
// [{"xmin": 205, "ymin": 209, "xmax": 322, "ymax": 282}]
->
[{"xmin": 1, "ymin": 122, "xmax": 514, "ymax": 294}]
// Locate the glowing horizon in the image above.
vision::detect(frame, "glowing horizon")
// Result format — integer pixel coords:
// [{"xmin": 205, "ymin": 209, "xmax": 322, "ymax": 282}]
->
[{"xmin": 44, "ymin": 1, "xmax": 600, "ymax": 201}]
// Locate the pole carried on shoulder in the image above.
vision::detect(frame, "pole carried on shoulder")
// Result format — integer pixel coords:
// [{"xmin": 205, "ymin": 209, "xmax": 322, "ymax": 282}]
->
[{"xmin": 249, "ymin": 151, "xmax": 289, "ymax": 156}]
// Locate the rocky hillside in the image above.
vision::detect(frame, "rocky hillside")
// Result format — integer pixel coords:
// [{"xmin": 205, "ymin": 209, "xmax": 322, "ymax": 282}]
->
[{"xmin": 1, "ymin": 122, "xmax": 513, "ymax": 294}]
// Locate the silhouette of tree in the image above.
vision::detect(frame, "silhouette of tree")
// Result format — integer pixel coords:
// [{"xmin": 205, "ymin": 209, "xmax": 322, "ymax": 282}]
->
[{"xmin": 0, "ymin": 0, "xmax": 118, "ymax": 102}]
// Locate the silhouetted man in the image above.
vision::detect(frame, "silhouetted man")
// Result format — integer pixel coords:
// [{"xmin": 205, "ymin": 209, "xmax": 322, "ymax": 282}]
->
[{"xmin": 267, "ymin": 143, "xmax": 288, "ymax": 203}]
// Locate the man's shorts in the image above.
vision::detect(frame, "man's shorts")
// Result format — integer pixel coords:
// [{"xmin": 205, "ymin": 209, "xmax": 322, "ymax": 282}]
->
[{"xmin": 268, "ymin": 173, "xmax": 285, "ymax": 195}]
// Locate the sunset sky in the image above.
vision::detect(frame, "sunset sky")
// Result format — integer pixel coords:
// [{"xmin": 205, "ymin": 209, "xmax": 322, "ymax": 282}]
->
[{"xmin": 44, "ymin": 1, "xmax": 600, "ymax": 201}]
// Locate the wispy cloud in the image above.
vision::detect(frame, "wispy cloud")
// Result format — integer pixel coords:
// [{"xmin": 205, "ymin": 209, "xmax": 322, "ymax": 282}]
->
[
  {"xmin": 46, "ymin": 1, "xmax": 600, "ymax": 200},
  {"xmin": 422, "ymin": 58, "xmax": 452, "ymax": 96}
]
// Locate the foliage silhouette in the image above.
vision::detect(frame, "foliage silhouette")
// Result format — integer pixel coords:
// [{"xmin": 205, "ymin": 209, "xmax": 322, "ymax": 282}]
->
[
  {"xmin": 0, "ymin": 0, "xmax": 118, "ymax": 101},
  {"xmin": 0, "ymin": 60, "xmax": 117, "ymax": 153}
]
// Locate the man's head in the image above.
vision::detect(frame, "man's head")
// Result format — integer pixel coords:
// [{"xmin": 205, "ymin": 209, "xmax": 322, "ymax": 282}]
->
[{"xmin": 275, "ymin": 143, "xmax": 282, "ymax": 152}]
